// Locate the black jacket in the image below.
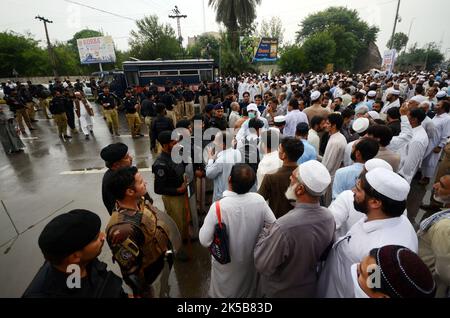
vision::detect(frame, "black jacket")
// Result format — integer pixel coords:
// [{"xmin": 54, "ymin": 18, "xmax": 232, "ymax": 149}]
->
[{"xmin": 22, "ymin": 260, "xmax": 125, "ymax": 298}]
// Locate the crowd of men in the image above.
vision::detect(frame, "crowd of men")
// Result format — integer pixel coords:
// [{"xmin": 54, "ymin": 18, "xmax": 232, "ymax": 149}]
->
[{"xmin": 2, "ymin": 69, "xmax": 450, "ymax": 298}]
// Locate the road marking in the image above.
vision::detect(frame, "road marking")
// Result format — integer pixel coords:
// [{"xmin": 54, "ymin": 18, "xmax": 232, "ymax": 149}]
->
[
  {"xmin": 60, "ymin": 167, "xmax": 152, "ymax": 175},
  {"xmin": 21, "ymin": 137, "xmax": 39, "ymax": 140}
]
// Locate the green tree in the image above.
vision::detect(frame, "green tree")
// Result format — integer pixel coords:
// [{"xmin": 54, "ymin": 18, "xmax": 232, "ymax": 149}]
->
[
  {"xmin": 387, "ymin": 32, "xmax": 409, "ymax": 52},
  {"xmin": 53, "ymin": 41, "xmax": 83, "ymax": 75},
  {"xmin": 397, "ymin": 42, "xmax": 444, "ymax": 71},
  {"xmin": 0, "ymin": 31, "xmax": 51, "ymax": 77},
  {"xmin": 296, "ymin": 6, "xmax": 379, "ymax": 71},
  {"xmin": 208, "ymin": 0, "xmax": 261, "ymax": 50},
  {"xmin": 67, "ymin": 29, "xmax": 103, "ymax": 49},
  {"xmin": 302, "ymin": 32, "xmax": 336, "ymax": 72},
  {"xmin": 259, "ymin": 17, "xmax": 285, "ymax": 45},
  {"xmin": 187, "ymin": 34, "xmax": 220, "ymax": 65},
  {"xmin": 277, "ymin": 45, "xmax": 307, "ymax": 73},
  {"xmin": 129, "ymin": 15, "xmax": 182, "ymax": 60}
]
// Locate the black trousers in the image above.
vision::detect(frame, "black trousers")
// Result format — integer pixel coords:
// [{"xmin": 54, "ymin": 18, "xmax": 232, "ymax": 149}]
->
[{"xmin": 65, "ymin": 109, "xmax": 76, "ymax": 130}]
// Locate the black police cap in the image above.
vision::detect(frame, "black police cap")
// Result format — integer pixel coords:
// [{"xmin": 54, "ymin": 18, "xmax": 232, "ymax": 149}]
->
[
  {"xmin": 38, "ymin": 210, "xmax": 101, "ymax": 257},
  {"xmin": 100, "ymin": 143, "xmax": 128, "ymax": 164}
]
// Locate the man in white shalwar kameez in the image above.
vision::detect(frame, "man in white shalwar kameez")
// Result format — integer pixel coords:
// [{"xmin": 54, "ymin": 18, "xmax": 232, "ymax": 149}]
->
[
  {"xmin": 420, "ymin": 100, "xmax": 450, "ymax": 184},
  {"xmin": 199, "ymin": 164, "xmax": 276, "ymax": 298},
  {"xmin": 74, "ymin": 92, "xmax": 94, "ymax": 140},
  {"xmin": 317, "ymin": 168, "xmax": 418, "ymax": 298}
]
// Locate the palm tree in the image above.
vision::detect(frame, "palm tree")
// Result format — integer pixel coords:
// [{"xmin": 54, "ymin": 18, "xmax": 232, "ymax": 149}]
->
[{"xmin": 208, "ymin": 0, "xmax": 261, "ymax": 49}]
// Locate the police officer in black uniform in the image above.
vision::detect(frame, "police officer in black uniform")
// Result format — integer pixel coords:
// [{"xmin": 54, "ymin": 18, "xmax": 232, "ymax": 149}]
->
[
  {"xmin": 152, "ymin": 131, "xmax": 190, "ymax": 261},
  {"xmin": 22, "ymin": 210, "xmax": 126, "ymax": 298},
  {"xmin": 123, "ymin": 90, "xmax": 143, "ymax": 138},
  {"xmin": 97, "ymin": 86, "xmax": 121, "ymax": 136}
]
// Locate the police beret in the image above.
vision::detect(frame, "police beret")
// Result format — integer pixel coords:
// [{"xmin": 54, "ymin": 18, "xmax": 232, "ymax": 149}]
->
[
  {"xmin": 38, "ymin": 210, "xmax": 101, "ymax": 257},
  {"xmin": 100, "ymin": 143, "xmax": 128, "ymax": 163},
  {"xmin": 158, "ymin": 131, "xmax": 175, "ymax": 145},
  {"xmin": 205, "ymin": 104, "xmax": 215, "ymax": 112}
]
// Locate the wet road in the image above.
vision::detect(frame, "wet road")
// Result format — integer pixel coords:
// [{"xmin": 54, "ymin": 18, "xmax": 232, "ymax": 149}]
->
[
  {"xmin": 0, "ymin": 103, "xmax": 211, "ymax": 298},
  {"xmin": 0, "ymin": 101, "xmax": 433, "ymax": 298}
]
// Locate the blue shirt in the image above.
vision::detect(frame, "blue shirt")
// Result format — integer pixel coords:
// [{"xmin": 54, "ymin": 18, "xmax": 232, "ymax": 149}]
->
[
  {"xmin": 298, "ymin": 140, "xmax": 317, "ymax": 164},
  {"xmin": 366, "ymin": 100, "xmax": 375, "ymax": 111},
  {"xmin": 332, "ymin": 163, "xmax": 364, "ymax": 200},
  {"xmin": 284, "ymin": 110, "xmax": 308, "ymax": 137}
]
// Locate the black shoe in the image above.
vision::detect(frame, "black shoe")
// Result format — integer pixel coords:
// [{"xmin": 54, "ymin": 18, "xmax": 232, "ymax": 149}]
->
[
  {"xmin": 29, "ymin": 127, "xmax": 37, "ymax": 131},
  {"xmin": 90, "ymin": 130, "xmax": 94, "ymax": 136},
  {"xmin": 63, "ymin": 135, "xmax": 73, "ymax": 139},
  {"xmin": 31, "ymin": 119, "xmax": 39, "ymax": 123},
  {"xmin": 85, "ymin": 135, "xmax": 90, "ymax": 140},
  {"xmin": 138, "ymin": 133, "xmax": 145, "ymax": 137}
]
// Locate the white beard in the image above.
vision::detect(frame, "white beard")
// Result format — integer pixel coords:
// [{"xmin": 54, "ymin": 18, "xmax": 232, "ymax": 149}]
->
[
  {"xmin": 285, "ymin": 184, "xmax": 297, "ymax": 203},
  {"xmin": 433, "ymin": 194, "xmax": 450, "ymax": 204}
]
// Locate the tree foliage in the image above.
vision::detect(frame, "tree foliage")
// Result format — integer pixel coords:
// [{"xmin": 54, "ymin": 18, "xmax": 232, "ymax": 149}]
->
[
  {"xmin": 187, "ymin": 34, "xmax": 221, "ymax": 65},
  {"xmin": 302, "ymin": 32, "xmax": 336, "ymax": 72},
  {"xmin": 129, "ymin": 15, "xmax": 182, "ymax": 60},
  {"xmin": 259, "ymin": 17, "xmax": 284, "ymax": 45},
  {"xmin": 397, "ymin": 42, "xmax": 445, "ymax": 71},
  {"xmin": 277, "ymin": 45, "xmax": 307, "ymax": 73},
  {"xmin": 0, "ymin": 31, "xmax": 51, "ymax": 77},
  {"xmin": 295, "ymin": 6, "xmax": 379, "ymax": 71},
  {"xmin": 387, "ymin": 32, "xmax": 409, "ymax": 52},
  {"xmin": 208, "ymin": 0, "xmax": 261, "ymax": 49}
]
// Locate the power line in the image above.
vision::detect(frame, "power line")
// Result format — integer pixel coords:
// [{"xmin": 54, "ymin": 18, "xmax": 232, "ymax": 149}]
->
[{"xmin": 64, "ymin": 0, "xmax": 136, "ymax": 21}]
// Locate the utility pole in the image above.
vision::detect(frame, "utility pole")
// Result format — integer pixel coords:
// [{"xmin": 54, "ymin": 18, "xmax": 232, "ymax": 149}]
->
[
  {"xmin": 35, "ymin": 15, "xmax": 58, "ymax": 78},
  {"xmin": 389, "ymin": 0, "xmax": 401, "ymax": 50},
  {"xmin": 169, "ymin": 6, "xmax": 187, "ymax": 45},
  {"xmin": 403, "ymin": 17, "xmax": 416, "ymax": 55},
  {"xmin": 202, "ymin": 0, "xmax": 206, "ymax": 33}
]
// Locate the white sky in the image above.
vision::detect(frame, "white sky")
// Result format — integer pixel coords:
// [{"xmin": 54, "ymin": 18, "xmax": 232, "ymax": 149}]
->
[{"xmin": 2, "ymin": 0, "xmax": 450, "ymax": 58}]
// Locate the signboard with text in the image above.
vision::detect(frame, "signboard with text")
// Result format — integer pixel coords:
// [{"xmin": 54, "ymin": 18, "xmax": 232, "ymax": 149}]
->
[
  {"xmin": 77, "ymin": 36, "xmax": 116, "ymax": 65},
  {"xmin": 253, "ymin": 38, "xmax": 279, "ymax": 63},
  {"xmin": 381, "ymin": 49, "xmax": 397, "ymax": 74}
]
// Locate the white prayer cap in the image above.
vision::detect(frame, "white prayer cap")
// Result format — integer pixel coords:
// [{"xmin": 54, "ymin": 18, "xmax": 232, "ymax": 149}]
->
[
  {"xmin": 365, "ymin": 158, "xmax": 393, "ymax": 172},
  {"xmin": 347, "ymin": 78, "xmax": 353, "ymax": 82},
  {"xmin": 365, "ymin": 168, "xmax": 410, "ymax": 201},
  {"xmin": 391, "ymin": 89, "xmax": 400, "ymax": 96},
  {"xmin": 311, "ymin": 91, "xmax": 321, "ymax": 101},
  {"xmin": 368, "ymin": 111, "xmax": 380, "ymax": 120},
  {"xmin": 370, "ymin": 82, "xmax": 377, "ymax": 86},
  {"xmin": 352, "ymin": 118, "xmax": 370, "ymax": 133},
  {"xmin": 367, "ymin": 91, "xmax": 377, "ymax": 98},
  {"xmin": 291, "ymin": 81, "xmax": 298, "ymax": 86},
  {"xmin": 274, "ymin": 115, "xmax": 286, "ymax": 124},
  {"xmin": 298, "ymin": 160, "xmax": 331, "ymax": 195},
  {"xmin": 401, "ymin": 79, "xmax": 408, "ymax": 84},
  {"xmin": 247, "ymin": 103, "xmax": 258, "ymax": 112},
  {"xmin": 359, "ymin": 89, "xmax": 367, "ymax": 95},
  {"xmin": 436, "ymin": 90, "xmax": 447, "ymax": 99}
]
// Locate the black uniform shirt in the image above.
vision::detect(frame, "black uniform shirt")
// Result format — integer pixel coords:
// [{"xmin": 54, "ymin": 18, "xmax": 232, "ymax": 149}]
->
[
  {"xmin": 123, "ymin": 96, "xmax": 138, "ymax": 114},
  {"xmin": 152, "ymin": 152, "xmax": 185, "ymax": 196},
  {"xmin": 97, "ymin": 93, "xmax": 119, "ymax": 110}
]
